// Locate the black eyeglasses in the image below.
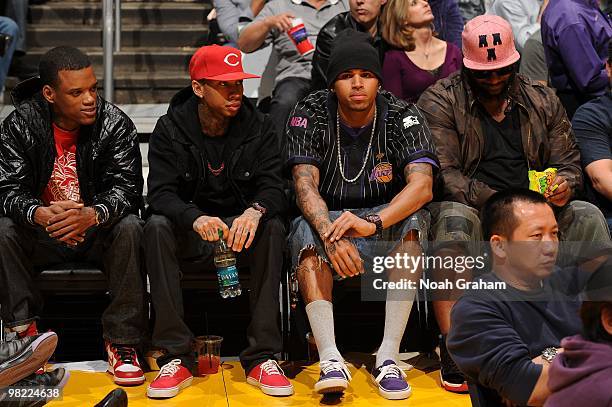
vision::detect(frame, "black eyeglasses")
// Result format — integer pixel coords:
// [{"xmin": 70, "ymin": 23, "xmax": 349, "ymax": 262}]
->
[{"xmin": 469, "ymin": 64, "xmax": 515, "ymax": 79}]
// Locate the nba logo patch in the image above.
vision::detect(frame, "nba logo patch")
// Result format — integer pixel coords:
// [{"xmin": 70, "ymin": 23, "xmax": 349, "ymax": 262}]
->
[
  {"xmin": 403, "ymin": 116, "xmax": 419, "ymax": 128},
  {"xmin": 290, "ymin": 116, "xmax": 308, "ymax": 128},
  {"xmin": 369, "ymin": 162, "xmax": 393, "ymax": 183}
]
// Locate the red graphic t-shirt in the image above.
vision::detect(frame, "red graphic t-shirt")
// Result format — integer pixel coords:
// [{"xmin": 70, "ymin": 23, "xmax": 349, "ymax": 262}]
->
[{"xmin": 41, "ymin": 124, "xmax": 81, "ymax": 206}]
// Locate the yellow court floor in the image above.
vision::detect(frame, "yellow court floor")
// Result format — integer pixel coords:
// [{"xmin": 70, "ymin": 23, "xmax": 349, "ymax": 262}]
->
[{"xmin": 47, "ymin": 360, "xmax": 471, "ymax": 407}]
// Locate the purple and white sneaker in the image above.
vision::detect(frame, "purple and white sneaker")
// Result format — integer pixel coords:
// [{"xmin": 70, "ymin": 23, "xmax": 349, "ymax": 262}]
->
[
  {"xmin": 371, "ymin": 360, "xmax": 412, "ymax": 400},
  {"xmin": 314, "ymin": 359, "xmax": 352, "ymax": 394}
]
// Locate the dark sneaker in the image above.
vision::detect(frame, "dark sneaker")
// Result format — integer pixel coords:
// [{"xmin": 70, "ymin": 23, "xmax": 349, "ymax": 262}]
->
[
  {"xmin": 439, "ymin": 335, "xmax": 468, "ymax": 393},
  {"xmin": 0, "ymin": 331, "xmax": 58, "ymax": 387},
  {"xmin": 94, "ymin": 388, "xmax": 128, "ymax": 407},
  {"xmin": 371, "ymin": 360, "xmax": 412, "ymax": 400},
  {"xmin": 0, "ymin": 368, "xmax": 71, "ymax": 406},
  {"xmin": 314, "ymin": 359, "xmax": 352, "ymax": 394},
  {"xmin": 16, "ymin": 367, "xmax": 70, "ymax": 388}
]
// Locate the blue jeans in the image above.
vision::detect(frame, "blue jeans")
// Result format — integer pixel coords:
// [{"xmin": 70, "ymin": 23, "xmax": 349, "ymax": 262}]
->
[{"xmin": 0, "ymin": 16, "xmax": 19, "ymax": 91}]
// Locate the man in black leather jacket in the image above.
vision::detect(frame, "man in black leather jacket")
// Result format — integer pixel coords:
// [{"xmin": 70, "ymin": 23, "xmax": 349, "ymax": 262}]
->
[
  {"xmin": 143, "ymin": 45, "xmax": 291, "ymax": 399},
  {"xmin": 310, "ymin": 0, "xmax": 387, "ymax": 91},
  {"xmin": 0, "ymin": 46, "xmax": 147, "ymax": 387}
]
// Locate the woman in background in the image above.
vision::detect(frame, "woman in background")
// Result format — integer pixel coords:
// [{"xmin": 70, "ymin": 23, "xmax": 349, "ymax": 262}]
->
[{"xmin": 381, "ymin": 0, "xmax": 461, "ymax": 103}]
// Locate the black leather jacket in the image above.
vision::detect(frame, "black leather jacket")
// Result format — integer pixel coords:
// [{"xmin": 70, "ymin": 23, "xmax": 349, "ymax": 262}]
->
[
  {"xmin": 0, "ymin": 77, "xmax": 143, "ymax": 227},
  {"xmin": 310, "ymin": 11, "xmax": 388, "ymax": 91}
]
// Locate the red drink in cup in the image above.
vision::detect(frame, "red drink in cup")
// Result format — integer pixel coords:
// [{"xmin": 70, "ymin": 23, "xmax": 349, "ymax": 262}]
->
[
  {"xmin": 287, "ymin": 18, "xmax": 314, "ymax": 55},
  {"xmin": 198, "ymin": 354, "xmax": 221, "ymax": 375},
  {"xmin": 194, "ymin": 335, "xmax": 223, "ymax": 376}
]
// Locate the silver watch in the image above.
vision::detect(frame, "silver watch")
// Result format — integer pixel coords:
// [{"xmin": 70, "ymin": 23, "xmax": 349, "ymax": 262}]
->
[{"xmin": 541, "ymin": 347, "xmax": 558, "ymax": 363}]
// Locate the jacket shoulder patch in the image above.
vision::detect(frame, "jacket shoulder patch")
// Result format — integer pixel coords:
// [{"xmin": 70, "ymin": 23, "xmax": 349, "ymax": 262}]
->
[
  {"xmin": 290, "ymin": 116, "xmax": 308, "ymax": 128},
  {"xmin": 403, "ymin": 116, "xmax": 420, "ymax": 129}
]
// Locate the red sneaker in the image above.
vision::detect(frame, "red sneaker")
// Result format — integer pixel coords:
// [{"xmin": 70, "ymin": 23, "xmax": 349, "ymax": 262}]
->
[
  {"xmin": 105, "ymin": 341, "xmax": 145, "ymax": 386},
  {"xmin": 247, "ymin": 360, "xmax": 294, "ymax": 396},
  {"xmin": 147, "ymin": 359, "xmax": 193, "ymax": 399}
]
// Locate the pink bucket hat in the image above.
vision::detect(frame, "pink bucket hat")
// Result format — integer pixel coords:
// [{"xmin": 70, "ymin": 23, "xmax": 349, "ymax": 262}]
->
[{"xmin": 462, "ymin": 15, "xmax": 520, "ymax": 70}]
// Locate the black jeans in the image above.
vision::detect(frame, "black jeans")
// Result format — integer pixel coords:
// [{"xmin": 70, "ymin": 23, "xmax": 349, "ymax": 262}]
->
[
  {"xmin": 0, "ymin": 214, "xmax": 146, "ymax": 345},
  {"xmin": 143, "ymin": 214, "xmax": 285, "ymax": 374},
  {"xmin": 269, "ymin": 77, "xmax": 312, "ymax": 154}
]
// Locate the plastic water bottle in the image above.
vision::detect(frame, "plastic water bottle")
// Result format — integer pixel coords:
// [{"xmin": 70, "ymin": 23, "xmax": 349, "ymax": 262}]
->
[{"xmin": 214, "ymin": 229, "xmax": 242, "ymax": 298}]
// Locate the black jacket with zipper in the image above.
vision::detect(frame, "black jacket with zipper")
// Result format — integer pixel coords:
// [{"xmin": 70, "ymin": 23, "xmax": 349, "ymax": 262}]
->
[
  {"xmin": 0, "ymin": 77, "xmax": 143, "ymax": 227},
  {"xmin": 146, "ymin": 86, "xmax": 287, "ymax": 231}
]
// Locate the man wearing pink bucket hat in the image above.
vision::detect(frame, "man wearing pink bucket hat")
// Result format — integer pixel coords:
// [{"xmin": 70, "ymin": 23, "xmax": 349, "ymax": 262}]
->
[{"xmin": 418, "ymin": 14, "xmax": 610, "ymax": 394}]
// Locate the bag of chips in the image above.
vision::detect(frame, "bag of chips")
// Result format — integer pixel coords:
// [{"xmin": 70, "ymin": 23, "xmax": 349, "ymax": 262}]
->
[{"xmin": 528, "ymin": 168, "xmax": 557, "ymax": 194}]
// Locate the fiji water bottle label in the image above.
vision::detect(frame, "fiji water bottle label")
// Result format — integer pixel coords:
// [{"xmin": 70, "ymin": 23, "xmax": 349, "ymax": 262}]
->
[{"xmin": 217, "ymin": 265, "xmax": 239, "ymax": 288}]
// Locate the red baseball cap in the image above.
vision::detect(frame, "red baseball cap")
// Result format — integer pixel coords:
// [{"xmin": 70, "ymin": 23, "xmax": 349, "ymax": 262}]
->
[
  {"xmin": 462, "ymin": 15, "xmax": 520, "ymax": 70},
  {"xmin": 189, "ymin": 45, "xmax": 260, "ymax": 81}
]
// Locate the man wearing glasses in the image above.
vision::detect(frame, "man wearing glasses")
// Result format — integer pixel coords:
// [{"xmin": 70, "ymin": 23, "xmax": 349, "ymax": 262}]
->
[{"xmin": 417, "ymin": 15, "xmax": 610, "ymax": 394}]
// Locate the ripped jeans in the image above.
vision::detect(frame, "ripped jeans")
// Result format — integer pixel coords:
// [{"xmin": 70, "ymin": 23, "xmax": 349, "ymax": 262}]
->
[{"xmin": 288, "ymin": 204, "xmax": 430, "ymax": 276}]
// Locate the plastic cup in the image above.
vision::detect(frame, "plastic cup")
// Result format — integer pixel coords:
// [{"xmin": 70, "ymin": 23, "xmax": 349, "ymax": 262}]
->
[
  {"xmin": 287, "ymin": 18, "xmax": 314, "ymax": 55},
  {"xmin": 194, "ymin": 335, "xmax": 223, "ymax": 376}
]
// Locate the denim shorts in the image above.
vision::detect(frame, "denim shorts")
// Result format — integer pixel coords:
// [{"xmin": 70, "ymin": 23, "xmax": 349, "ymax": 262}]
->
[{"xmin": 288, "ymin": 204, "xmax": 430, "ymax": 276}]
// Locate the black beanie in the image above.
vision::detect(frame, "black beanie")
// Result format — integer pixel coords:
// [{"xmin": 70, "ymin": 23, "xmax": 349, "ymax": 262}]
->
[{"xmin": 326, "ymin": 29, "xmax": 382, "ymax": 89}]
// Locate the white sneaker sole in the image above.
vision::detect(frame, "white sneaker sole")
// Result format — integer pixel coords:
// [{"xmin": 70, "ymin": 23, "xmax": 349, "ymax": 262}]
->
[
  {"xmin": 246, "ymin": 377, "xmax": 294, "ymax": 396},
  {"xmin": 439, "ymin": 371, "xmax": 469, "ymax": 393},
  {"xmin": 107, "ymin": 366, "xmax": 145, "ymax": 386},
  {"xmin": 147, "ymin": 376, "xmax": 193, "ymax": 399},
  {"xmin": 314, "ymin": 378, "xmax": 349, "ymax": 394},
  {"xmin": 378, "ymin": 386, "xmax": 412, "ymax": 400},
  {"xmin": 369, "ymin": 373, "xmax": 412, "ymax": 400}
]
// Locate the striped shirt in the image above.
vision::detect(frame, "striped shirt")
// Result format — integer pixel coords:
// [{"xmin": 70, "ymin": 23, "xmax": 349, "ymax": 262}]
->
[{"xmin": 286, "ymin": 90, "xmax": 439, "ymax": 210}]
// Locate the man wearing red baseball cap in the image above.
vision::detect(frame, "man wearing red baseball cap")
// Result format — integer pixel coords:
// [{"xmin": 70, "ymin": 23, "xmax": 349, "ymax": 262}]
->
[
  {"xmin": 417, "ymin": 15, "xmax": 610, "ymax": 395},
  {"xmin": 143, "ymin": 45, "xmax": 292, "ymax": 399}
]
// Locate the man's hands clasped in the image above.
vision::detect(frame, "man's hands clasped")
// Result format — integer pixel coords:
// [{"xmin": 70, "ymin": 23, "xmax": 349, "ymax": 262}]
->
[{"xmin": 34, "ymin": 200, "xmax": 97, "ymax": 247}]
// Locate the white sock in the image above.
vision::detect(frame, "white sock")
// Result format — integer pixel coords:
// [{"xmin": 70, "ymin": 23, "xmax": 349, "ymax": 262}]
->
[
  {"xmin": 375, "ymin": 292, "xmax": 415, "ymax": 367},
  {"xmin": 305, "ymin": 300, "xmax": 343, "ymax": 362}
]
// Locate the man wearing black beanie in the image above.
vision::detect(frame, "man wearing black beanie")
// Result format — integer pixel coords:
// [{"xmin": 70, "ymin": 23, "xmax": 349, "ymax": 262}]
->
[
  {"xmin": 324, "ymin": 29, "xmax": 382, "ymax": 89},
  {"xmin": 285, "ymin": 29, "xmax": 439, "ymax": 400}
]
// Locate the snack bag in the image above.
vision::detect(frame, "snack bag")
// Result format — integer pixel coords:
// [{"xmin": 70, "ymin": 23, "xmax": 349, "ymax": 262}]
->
[{"xmin": 528, "ymin": 168, "xmax": 557, "ymax": 194}]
